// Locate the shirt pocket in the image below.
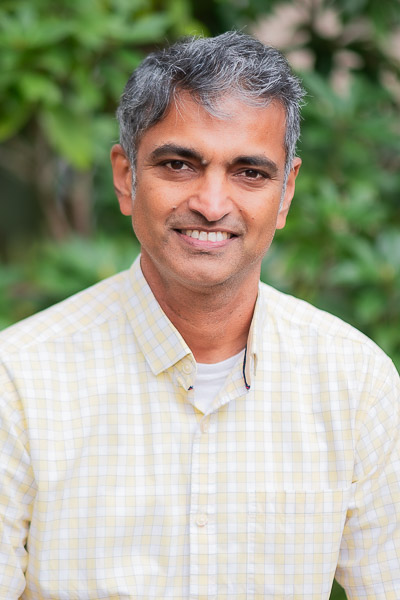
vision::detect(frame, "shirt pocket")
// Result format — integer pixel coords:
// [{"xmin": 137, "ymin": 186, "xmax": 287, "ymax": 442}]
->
[{"xmin": 247, "ymin": 488, "xmax": 351, "ymax": 600}]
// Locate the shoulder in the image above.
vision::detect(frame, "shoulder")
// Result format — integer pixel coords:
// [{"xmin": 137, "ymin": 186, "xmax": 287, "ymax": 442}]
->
[
  {"xmin": 0, "ymin": 269, "xmax": 129, "ymax": 358},
  {"xmin": 258, "ymin": 281, "xmax": 396, "ymax": 370},
  {"xmin": 256, "ymin": 283, "xmax": 400, "ymax": 417}
]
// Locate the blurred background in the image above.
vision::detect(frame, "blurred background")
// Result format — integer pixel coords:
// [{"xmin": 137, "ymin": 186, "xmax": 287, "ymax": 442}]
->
[{"xmin": 0, "ymin": 1, "xmax": 399, "ymax": 597}]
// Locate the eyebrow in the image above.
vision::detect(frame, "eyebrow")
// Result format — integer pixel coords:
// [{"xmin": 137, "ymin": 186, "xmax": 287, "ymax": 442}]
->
[
  {"xmin": 232, "ymin": 155, "xmax": 279, "ymax": 177},
  {"xmin": 149, "ymin": 144, "xmax": 279, "ymax": 176},
  {"xmin": 149, "ymin": 144, "xmax": 204, "ymax": 163}
]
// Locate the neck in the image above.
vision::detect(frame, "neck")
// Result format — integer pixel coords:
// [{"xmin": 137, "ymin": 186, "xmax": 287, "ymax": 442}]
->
[{"xmin": 140, "ymin": 256, "xmax": 259, "ymax": 363}]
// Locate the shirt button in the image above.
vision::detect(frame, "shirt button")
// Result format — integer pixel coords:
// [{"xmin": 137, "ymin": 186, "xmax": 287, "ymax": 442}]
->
[
  {"xmin": 196, "ymin": 514, "xmax": 208, "ymax": 527},
  {"xmin": 182, "ymin": 360, "xmax": 193, "ymax": 374},
  {"xmin": 201, "ymin": 420, "xmax": 209, "ymax": 433}
]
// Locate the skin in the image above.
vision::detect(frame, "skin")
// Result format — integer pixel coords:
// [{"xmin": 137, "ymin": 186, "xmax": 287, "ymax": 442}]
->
[{"xmin": 111, "ymin": 93, "xmax": 301, "ymax": 362}]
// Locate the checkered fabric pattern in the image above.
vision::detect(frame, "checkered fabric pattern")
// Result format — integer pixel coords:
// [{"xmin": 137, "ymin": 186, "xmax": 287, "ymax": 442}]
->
[{"xmin": 1, "ymin": 256, "xmax": 399, "ymax": 599}]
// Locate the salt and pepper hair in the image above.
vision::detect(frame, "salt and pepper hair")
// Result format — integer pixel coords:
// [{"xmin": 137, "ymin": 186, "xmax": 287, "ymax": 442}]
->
[{"xmin": 116, "ymin": 31, "xmax": 306, "ymax": 190}]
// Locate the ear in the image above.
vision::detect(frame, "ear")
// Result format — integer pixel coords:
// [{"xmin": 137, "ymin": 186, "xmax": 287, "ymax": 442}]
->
[
  {"xmin": 110, "ymin": 144, "xmax": 133, "ymax": 216},
  {"xmin": 276, "ymin": 156, "xmax": 301, "ymax": 230}
]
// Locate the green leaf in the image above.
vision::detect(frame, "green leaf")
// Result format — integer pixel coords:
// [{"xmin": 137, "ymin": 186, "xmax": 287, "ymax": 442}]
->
[
  {"xmin": 0, "ymin": 97, "xmax": 31, "ymax": 140},
  {"xmin": 108, "ymin": 0, "xmax": 149, "ymax": 12},
  {"xmin": 91, "ymin": 114, "xmax": 119, "ymax": 162},
  {"xmin": 40, "ymin": 108, "xmax": 94, "ymax": 169},
  {"xmin": 35, "ymin": 48, "xmax": 74, "ymax": 77},
  {"xmin": 31, "ymin": 235, "xmax": 139, "ymax": 300},
  {"xmin": 17, "ymin": 72, "xmax": 61, "ymax": 105},
  {"xmin": 377, "ymin": 229, "xmax": 400, "ymax": 271},
  {"xmin": 0, "ymin": 11, "xmax": 72, "ymax": 49},
  {"xmin": 67, "ymin": 67, "xmax": 103, "ymax": 112},
  {"xmin": 113, "ymin": 13, "xmax": 172, "ymax": 43},
  {"xmin": 355, "ymin": 289, "xmax": 387, "ymax": 323}
]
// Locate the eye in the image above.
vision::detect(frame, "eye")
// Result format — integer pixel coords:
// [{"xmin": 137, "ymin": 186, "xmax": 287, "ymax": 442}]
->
[
  {"xmin": 165, "ymin": 160, "xmax": 190, "ymax": 171},
  {"xmin": 242, "ymin": 169, "xmax": 266, "ymax": 180}
]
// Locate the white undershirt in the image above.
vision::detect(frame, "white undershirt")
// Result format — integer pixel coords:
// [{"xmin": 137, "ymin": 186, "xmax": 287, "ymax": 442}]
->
[{"xmin": 193, "ymin": 349, "xmax": 246, "ymax": 414}]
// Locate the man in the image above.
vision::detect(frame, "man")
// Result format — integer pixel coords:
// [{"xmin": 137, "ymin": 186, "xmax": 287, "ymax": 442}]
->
[{"xmin": 0, "ymin": 31, "xmax": 399, "ymax": 600}]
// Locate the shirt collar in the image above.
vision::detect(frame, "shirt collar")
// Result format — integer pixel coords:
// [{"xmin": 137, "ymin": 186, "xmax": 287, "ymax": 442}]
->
[
  {"xmin": 121, "ymin": 255, "xmax": 265, "ymax": 385},
  {"xmin": 122, "ymin": 256, "xmax": 192, "ymax": 376}
]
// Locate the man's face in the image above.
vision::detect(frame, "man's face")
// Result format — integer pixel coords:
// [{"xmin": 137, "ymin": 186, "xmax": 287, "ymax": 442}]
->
[{"xmin": 112, "ymin": 93, "xmax": 301, "ymax": 293}]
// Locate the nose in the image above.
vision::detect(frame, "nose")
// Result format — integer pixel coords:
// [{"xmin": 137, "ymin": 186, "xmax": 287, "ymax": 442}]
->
[{"xmin": 187, "ymin": 172, "xmax": 232, "ymax": 222}]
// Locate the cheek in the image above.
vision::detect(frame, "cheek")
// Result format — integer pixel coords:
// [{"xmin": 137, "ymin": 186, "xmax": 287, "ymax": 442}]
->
[
  {"xmin": 250, "ymin": 219, "xmax": 280, "ymax": 257},
  {"xmin": 131, "ymin": 191, "xmax": 156, "ymax": 226},
  {"xmin": 134, "ymin": 181, "xmax": 176, "ymax": 219},
  {"xmin": 131, "ymin": 192, "xmax": 173, "ymax": 247},
  {"xmin": 131, "ymin": 196, "xmax": 152, "ymax": 243},
  {"xmin": 248, "ymin": 207, "xmax": 279, "ymax": 237}
]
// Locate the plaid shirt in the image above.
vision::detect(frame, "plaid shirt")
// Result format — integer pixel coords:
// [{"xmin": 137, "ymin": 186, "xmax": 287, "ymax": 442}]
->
[{"xmin": 1, "ymin": 257, "xmax": 399, "ymax": 599}]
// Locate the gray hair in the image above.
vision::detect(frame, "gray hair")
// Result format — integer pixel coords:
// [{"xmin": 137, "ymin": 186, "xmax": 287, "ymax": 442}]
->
[{"xmin": 117, "ymin": 31, "xmax": 306, "ymax": 189}]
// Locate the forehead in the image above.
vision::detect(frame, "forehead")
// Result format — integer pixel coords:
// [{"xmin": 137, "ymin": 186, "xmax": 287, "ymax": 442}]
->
[
  {"xmin": 137, "ymin": 92, "xmax": 287, "ymax": 166},
  {"xmin": 164, "ymin": 91, "xmax": 286, "ymax": 131}
]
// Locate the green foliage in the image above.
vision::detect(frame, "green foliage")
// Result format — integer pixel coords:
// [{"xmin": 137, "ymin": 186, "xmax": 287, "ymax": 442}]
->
[
  {"xmin": 0, "ymin": 0, "xmax": 204, "ymax": 245},
  {"xmin": 262, "ymin": 69, "xmax": 400, "ymax": 371},
  {"xmin": 0, "ymin": 0, "xmax": 202, "ymax": 165},
  {"xmin": 0, "ymin": 235, "xmax": 139, "ymax": 330},
  {"xmin": 190, "ymin": 0, "xmax": 278, "ymax": 33}
]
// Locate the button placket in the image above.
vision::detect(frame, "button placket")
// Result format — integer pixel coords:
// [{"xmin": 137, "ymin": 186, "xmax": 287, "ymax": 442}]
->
[
  {"xmin": 201, "ymin": 416, "xmax": 210, "ymax": 434},
  {"xmin": 189, "ymin": 414, "xmax": 217, "ymax": 597}
]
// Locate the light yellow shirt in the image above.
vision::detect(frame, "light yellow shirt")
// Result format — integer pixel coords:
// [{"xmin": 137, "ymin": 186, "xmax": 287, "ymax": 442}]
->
[{"xmin": 1, "ymin": 257, "xmax": 399, "ymax": 600}]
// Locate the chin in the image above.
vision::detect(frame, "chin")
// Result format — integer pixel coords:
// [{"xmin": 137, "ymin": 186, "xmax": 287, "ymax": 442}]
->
[{"xmin": 176, "ymin": 268, "xmax": 239, "ymax": 290}]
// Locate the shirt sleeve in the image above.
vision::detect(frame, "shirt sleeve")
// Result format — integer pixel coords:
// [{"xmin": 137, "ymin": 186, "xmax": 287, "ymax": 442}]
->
[
  {"xmin": 0, "ymin": 362, "xmax": 36, "ymax": 600},
  {"xmin": 335, "ymin": 358, "xmax": 400, "ymax": 599}
]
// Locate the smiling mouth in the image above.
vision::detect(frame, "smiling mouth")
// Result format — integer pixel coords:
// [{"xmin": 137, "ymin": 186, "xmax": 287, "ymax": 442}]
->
[{"xmin": 178, "ymin": 229, "xmax": 235, "ymax": 241}]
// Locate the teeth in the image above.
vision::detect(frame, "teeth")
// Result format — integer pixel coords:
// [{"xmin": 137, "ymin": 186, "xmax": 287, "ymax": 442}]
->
[{"xmin": 182, "ymin": 229, "xmax": 231, "ymax": 241}]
